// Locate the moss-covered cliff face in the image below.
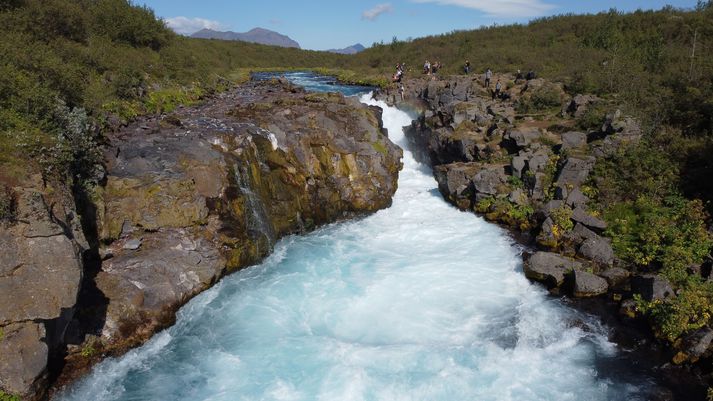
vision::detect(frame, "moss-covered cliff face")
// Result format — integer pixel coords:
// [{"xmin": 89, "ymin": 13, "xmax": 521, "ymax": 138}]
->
[{"xmin": 0, "ymin": 79, "xmax": 402, "ymax": 400}]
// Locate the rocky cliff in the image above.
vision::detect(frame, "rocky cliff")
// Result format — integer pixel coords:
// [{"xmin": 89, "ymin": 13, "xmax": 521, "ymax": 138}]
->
[{"xmin": 0, "ymin": 79, "xmax": 402, "ymax": 400}]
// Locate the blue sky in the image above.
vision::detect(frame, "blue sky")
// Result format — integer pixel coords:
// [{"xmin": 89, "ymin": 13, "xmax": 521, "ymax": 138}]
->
[{"xmin": 139, "ymin": 0, "xmax": 699, "ymax": 50}]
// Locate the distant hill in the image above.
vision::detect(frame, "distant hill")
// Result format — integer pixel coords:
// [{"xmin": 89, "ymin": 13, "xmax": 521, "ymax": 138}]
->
[
  {"xmin": 327, "ymin": 43, "xmax": 365, "ymax": 55},
  {"xmin": 191, "ymin": 27, "xmax": 300, "ymax": 48}
]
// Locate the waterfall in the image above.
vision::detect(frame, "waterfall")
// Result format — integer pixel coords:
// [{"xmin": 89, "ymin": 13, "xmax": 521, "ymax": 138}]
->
[{"xmin": 234, "ymin": 161, "xmax": 275, "ymax": 253}]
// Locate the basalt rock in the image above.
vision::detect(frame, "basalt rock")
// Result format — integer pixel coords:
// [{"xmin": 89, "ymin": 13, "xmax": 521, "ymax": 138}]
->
[
  {"xmin": 0, "ymin": 176, "xmax": 87, "ymax": 400},
  {"xmin": 632, "ymin": 274, "xmax": 675, "ymax": 302},
  {"xmin": 524, "ymin": 252, "xmax": 583, "ymax": 290},
  {"xmin": 571, "ymin": 270, "xmax": 609, "ymax": 297}
]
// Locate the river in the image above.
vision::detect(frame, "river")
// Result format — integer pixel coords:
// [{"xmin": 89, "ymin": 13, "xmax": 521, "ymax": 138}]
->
[{"xmin": 55, "ymin": 72, "xmax": 658, "ymax": 401}]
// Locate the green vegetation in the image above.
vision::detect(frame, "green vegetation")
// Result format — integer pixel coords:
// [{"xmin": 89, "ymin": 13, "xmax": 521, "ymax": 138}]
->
[
  {"xmin": 476, "ymin": 197, "xmax": 534, "ymax": 231},
  {"xmin": 605, "ymin": 195, "xmax": 712, "ymax": 282},
  {"xmin": 550, "ymin": 204, "xmax": 574, "ymax": 235},
  {"xmin": 0, "ymin": 391, "xmax": 21, "ymax": 401},
  {"xmin": 0, "ymin": 0, "xmax": 355, "ymax": 187}
]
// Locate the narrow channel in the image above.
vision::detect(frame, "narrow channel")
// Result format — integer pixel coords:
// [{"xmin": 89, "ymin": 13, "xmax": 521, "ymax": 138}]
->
[{"xmin": 56, "ymin": 73, "xmax": 656, "ymax": 401}]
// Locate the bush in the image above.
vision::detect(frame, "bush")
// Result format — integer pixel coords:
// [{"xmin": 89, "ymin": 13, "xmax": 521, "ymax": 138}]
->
[
  {"xmin": 0, "ymin": 390, "xmax": 21, "ymax": 401},
  {"xmin": 605, "ymin": 195, "xmax": 712, "ymax": 283},
  {"xmin": 636, "ymin": 278, "xmax": 713, "ymax": 341},
  {"xmin": 593, "ymin": 142, "xmax": 680, "ymax": 205}
]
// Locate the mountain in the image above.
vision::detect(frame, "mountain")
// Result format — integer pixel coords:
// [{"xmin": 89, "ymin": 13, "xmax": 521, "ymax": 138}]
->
[
  {"xmin": 327, "ymin": 43, "xmax": 366, "ymax": 55},
  {"xmin": 191, "ymin": 27, "xmax": 300, "ymax": 48}
]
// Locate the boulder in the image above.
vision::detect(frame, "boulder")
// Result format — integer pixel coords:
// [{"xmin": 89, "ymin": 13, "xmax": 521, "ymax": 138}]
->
[
  {"xmin": 578, "ymin": 235, "xmax": 615, "ymax": 266},
  {"xmin": 502, "ymin": 128, "xmax": 540, "ymax": 151},
  {"xmin": 564, "ymin": 94, "xmax": 598, "ymax": 118},
  {"xmin": 599, "ymin": 267, "xmax": 631, "ymax": 287},
  {"xmin": 570, "ymin": 223, "xmax": 598, "ymax": 242},
  {"xmin": 433, "ymin": 163, "xmax": 480, "ymax": 210},
  {"xmin": 561, "ymin": 131, "xmax": 587, "ymax": 151},
  {"xmin": 564, "ymin": 187, "xmax": 589, "ymax": 208},
  {"xmin": 631, "ymin": 274, "xmax": 674, "ymax": 302},
  {"xmin": 472, "ymin": 166, "xmax": 507, "ymax": 197},
  {"xmin": 675, "ymin": 328, "xmax": 713, "ymax": 363},
  {"xmin": 571, "ymin": 270, "xmax": 609, "ymax": 297},
  {"xmin": 511, "ymin": 155, "xmax": 527, "ymax": 178},
  {"xmin": 571, "ymin": 206, "xmax": 607, "ymax": 231},
  {"xmin": 524, "ymin": 252, "xmax": 583, "ymax": 289},
  {"xmin": 555, "ymin": 157, "xmax": 595, "ymax": 190}
]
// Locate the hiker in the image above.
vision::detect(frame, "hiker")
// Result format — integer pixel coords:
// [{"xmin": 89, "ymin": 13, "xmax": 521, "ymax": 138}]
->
[
  {"xmin": 392, "ymin": 65, "xmax": 403, "ymax": 83},
  {"xmin": 493, "ymin": 80, "xmax": 502, "ymax": 100},
  {"xmin": 398, "ymin": 84, "xmax": 405, "ymax": 101},
  {"xmin": 431, "ymin": 61, "xmax": 440, "ymax": 75},
  {"xmin": 484, "ymin": 68, "xmax": 492, "ymax": 88},
  {"xmin": 515, "ymin": 69, "xmax": 524, "ymax": 83},
  {"xmin": 423, "ymin": 60, "xmax": 431, "ymax": 75},
  {"xmin": 464, "ymin": 60, "xmax": 471, "ymax": 75}
]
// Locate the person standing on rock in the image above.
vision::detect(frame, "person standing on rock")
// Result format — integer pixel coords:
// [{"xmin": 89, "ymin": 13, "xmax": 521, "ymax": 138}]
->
[
  {"xmin": 393, "ymin": 64, "xmax": 403, "ymax": 83},
  {"xmin": 424, "ymin": 60, "xmax": 431, "ymax": 75},
  {"xmin": 484, "ymin": 68, "xmax": 492, "ymax": 88},
  {"xmin": 493, "ymin": 80, "xmax": 502, "ymax": 100},
  {"xmin": 464, "ymin": 60, "xmax": 471, "ymax": 75}
]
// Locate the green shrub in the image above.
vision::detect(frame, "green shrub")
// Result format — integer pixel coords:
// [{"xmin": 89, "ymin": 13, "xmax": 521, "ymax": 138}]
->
[
  {"xmin": 550, "ymin": 204, "xmax": 574, "ymax": 235},
  {"xmin": 0, "ymin": 390, "xmax": 21, "ymax": 401},
  {"xmin": 576, "ymin": 103, "xmax": 608, "ymax": 131},
  {"xmin": 605, "ymin": 195, "xmax": 712, "ymax": 283},
  {"xmin": 636, "ymin": 278, "xmax": 713, "ymax": 341},
  {"xmin": 593, "ymin": 142, "xmax": 679, "ymax": 205},
  {"xmin": 507, "ymin": 175, "xmax": 524, "ymax": 189},
  {"xmin": 531, "ymin": 85, "xmax": 564, "ymax": 110}
]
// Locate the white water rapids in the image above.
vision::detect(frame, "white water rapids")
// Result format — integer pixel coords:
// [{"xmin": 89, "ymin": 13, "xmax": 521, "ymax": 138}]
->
[{"xmin": 55, "ymin": 89, "xmax": 655, "ymax": 401}]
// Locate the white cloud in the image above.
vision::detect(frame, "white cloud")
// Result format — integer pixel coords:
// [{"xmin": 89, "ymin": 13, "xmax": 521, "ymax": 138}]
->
[
  {"xmin": 165, "ymin": 16, "xmax": 226, "ymax": 35},
  {"xmin": 362, "ymin": 3, "xmax": 394, "ymax": 21},
  {"xmin": 411, "ymin": 0, "xmax": 555, "ymax": 18}
]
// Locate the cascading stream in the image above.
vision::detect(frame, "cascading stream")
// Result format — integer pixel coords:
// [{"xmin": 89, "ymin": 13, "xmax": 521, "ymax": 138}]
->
[{"xmin": 56, "ymin": 74, "xmax": 656, "ymax": 401}]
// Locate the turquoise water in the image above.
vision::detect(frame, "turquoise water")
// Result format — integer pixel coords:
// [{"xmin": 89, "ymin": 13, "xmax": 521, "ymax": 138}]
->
[
  {"xmin": 55, "ymin": 75, "xmax": 657, "ymax": 401},
  {"xmin": 251, "ymin": 71, "xmax": 373, "ymax": 96}
]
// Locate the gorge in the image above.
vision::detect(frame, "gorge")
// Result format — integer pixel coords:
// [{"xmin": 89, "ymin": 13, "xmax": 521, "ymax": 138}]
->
[{"xmin": 53, "ymin": 74, "xmax": 666, "ymax": 401}]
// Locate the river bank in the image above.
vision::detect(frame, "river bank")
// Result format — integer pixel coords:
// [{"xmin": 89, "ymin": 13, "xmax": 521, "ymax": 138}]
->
[
  {"xmin": 1, "ymin": 77, "xmax": 402, "ymax": 401},
  {"xmin": 374, "ymin": 72, "xmax": 712, "ymax": 399}
]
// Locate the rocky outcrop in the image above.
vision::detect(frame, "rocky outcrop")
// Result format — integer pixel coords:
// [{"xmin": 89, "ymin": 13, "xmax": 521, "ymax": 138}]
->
[
  {"xmin": 61, "ymin": 80, "xmax": 402, "ymax": 371},
  {"xmin": 1, "ymin": 80, "xmax": 403, "ymax": 399},
  {"xmin": 0, "ymin": 177, "xmax": 88, "ymax": 400}
]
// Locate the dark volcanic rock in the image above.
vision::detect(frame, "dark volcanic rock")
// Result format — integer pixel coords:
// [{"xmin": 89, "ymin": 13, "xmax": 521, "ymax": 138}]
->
[
  {"xmin": 599, "ymin": 267, "xmax": 631, "ymax": 287},
  {"xmin": 524, "ymin": 252, "xmax": 583, "ymax": 289},
  {"xmin": 632, "ymin": 274, "xmax": 674, "ymax": 302},
  {"xmin": 571, "ymin": 206, "xmax": 607, "ymax": 231},
  {"xmin": 561, "ymin": 131, "xmax": 587, "ymax": 151},
  {"xmin": 571, "ymin": 270, "xmax": 609, "ymax": 297},
  {"xmin": 502, "ymin": 128, "xmax": 540, "ymax": 152},
  {"xmin": 675, "ymin": 328, "xmax": 713, "ymax": 363},
  {"xmin": 0, "ymin": 177, "xmax": 86, "ymax": 399},
  {"xmin": 578, "ymin": 235, "xmax": 615, "ymax": 266}
]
